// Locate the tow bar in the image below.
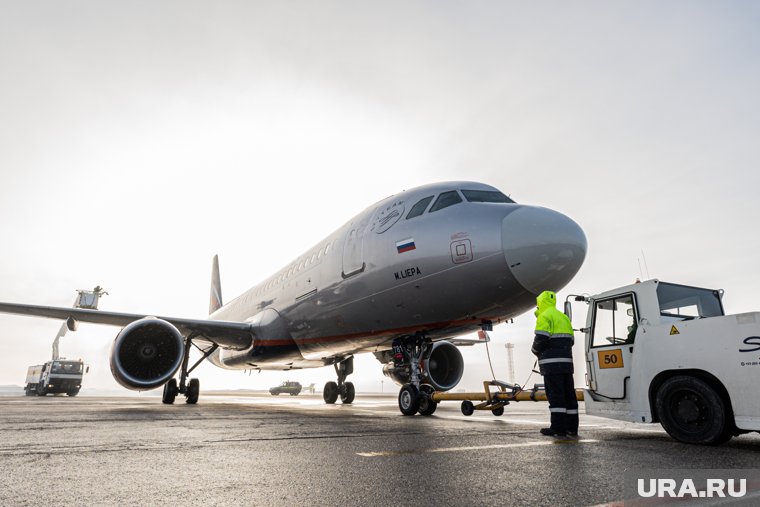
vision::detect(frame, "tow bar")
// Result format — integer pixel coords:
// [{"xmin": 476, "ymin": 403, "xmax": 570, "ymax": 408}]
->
[{"xmin": 430, "ymin": 380, "xmax": 585, "ymax": 416}]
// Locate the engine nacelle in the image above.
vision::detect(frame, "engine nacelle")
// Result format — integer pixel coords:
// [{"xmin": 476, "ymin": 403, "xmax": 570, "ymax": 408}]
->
[
  {"xmin": 109, "ymin": 317, "xmax": 184, "ymax": 391},
  {"xmin": 382, "ymin": 340, "xmax": 464, "ymax": 391}
]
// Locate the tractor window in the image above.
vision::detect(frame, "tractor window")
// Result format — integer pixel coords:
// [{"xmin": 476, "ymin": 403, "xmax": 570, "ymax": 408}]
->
[
  {"xmin": 591, "ymin": 294, "xmax": 638, "ymax": 347},
  {"xmin": 656, "ymin": 282, "xmax": 724, "ymax": 320}
]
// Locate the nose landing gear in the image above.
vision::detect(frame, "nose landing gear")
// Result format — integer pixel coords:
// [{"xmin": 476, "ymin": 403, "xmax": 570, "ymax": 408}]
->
[
  {"xmin": 324, "ymin": 356, "xmax": 355, "ymax": 404},
  {"xmin": 394, "ymin": 336, "xmax": 439, "ymax": 416}
]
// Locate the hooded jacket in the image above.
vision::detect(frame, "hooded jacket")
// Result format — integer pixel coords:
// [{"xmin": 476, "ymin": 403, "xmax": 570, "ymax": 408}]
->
[{"xmin": 531, "ymin": 291, "xmax": 575, "ymax": 375}]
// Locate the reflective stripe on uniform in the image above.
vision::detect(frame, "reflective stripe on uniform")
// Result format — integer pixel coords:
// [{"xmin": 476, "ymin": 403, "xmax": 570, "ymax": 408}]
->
[
  {"xmin": 550, "ymin": 333, "xmax": 574, "ymax": 339},
  {"xmin": 549, "ymin": 408, "xmax": 567, "ymax": 413},
  {"xmin": 534, "ymin": 330, "xmax": 550, "ymax": 337},
  {"xmin": 567, "ymin": 409, "xmax": 578, "ymax": 415},
  {"xmin": 538, "ymin": 358, "xmax": 574, "ymax": 365}
]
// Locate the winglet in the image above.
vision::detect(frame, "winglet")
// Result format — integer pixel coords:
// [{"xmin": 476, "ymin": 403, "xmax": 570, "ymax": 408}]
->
[{"xmin": 209, "ymin": 255, "xmax": 223, "ymax": 315}]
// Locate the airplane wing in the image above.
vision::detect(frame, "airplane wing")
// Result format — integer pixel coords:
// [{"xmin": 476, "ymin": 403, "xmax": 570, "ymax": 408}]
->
[{"xmin": 0, "ymin": 302, "xmax": 252, "ymax": 349}]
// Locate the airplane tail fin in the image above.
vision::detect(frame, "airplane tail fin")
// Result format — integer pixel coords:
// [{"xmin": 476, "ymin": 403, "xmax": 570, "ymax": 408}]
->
[{"xmin": 209, "ymin": 254, "xmax": 223, "ymax": 315}]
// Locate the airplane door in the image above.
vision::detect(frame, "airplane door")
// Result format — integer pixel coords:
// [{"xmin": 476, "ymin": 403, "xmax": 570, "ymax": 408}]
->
[
  {"xmin": 341, "ymin": 212, "xmax": 372, "ymax": 278},
  {"xmin": 586, "ymin": 294, "xmax": 637, "ymax": 399}
]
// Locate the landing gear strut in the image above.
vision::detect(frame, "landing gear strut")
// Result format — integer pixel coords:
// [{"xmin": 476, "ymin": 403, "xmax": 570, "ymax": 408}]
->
[
  {"xmin": 393, "ymin": 336, "xmax": 438, "ymax": 416},
  {"xmin": 324, "ymin": 356, "xmax": 355, "ymax": 404},
  {"xmin": 162, "ymin": 337, "xmax": 218, "ymax": 405}
]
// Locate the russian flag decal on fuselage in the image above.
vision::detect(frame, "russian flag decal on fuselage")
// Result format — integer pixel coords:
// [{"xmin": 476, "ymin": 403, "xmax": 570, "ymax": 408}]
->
[{"xmin": 396, "ymin": 238, "xmax": 416, "ymax": 253}]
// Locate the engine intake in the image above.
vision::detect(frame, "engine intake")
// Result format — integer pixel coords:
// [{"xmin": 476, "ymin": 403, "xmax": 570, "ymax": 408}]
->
[
  {"xmin": 109, "ymin": 317, "xmax": 184, "ymax": 391},
  {"xmin": 382, "ymin": 340, "xmax": 464, "ymax": 391}
]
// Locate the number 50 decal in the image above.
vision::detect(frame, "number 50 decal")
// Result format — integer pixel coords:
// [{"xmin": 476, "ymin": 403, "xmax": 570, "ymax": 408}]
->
[{"xmin": 598, "ymin": 349, "xmax": 624, "ymax": 369}]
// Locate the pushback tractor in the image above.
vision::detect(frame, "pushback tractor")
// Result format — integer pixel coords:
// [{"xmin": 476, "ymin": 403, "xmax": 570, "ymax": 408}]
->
[{"xmin": 568, "ymin": 279, "xmax": 760, "ymax": 445}]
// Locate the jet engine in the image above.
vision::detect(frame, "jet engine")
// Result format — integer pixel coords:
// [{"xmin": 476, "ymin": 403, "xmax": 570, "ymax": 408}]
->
[
  {"xmin": 381, "ymin": 340, "xmax": 464, "ymax": 391},
  {"xmin": 109, "ymin": 317, "xmax": 185, "ymax": 391}
]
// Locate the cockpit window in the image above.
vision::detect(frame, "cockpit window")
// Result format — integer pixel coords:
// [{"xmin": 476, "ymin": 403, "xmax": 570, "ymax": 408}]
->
[
  {"xmin": 406, "ymin": 196, "xmax": 434, "ymax": 220},
  {"xmin": 429, "ymin": 191, "xmax": 463, "ymax": 212},
  {"xmin": 461, "ymin": 189, "xmax": 515, "ymax": 203}
]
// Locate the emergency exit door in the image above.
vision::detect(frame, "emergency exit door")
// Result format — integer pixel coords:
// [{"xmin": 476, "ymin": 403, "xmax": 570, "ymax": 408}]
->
[{"xmin": 586, "ymin": 294, "xmax": 637, "ymax": 399}]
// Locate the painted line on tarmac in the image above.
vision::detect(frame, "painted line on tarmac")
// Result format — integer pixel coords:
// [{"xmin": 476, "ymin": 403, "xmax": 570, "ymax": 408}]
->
[{"xmin": 357, "ymin": 439, "xmax": 599, "ymax": 457}]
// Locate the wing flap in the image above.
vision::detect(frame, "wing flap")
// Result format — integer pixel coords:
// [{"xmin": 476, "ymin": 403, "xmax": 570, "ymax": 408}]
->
[{"xmin": 0, "ymin": 302, "xmax": 252, "ymax": 350}]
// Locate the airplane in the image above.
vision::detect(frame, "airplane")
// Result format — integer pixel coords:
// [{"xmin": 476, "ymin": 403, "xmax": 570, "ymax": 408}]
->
[{"xmin": 0, "ymin": 181, "xmax": 587, "ymax": 415}]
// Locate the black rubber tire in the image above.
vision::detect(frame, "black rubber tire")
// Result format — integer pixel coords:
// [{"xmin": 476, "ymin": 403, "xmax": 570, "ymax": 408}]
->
[
  {"xmin": 418, "ymin": 384, "xmax": 437, "ymax": 416},
  {"xmin": 162, "ymin": 378, "xmax": 177, "ymax": 405},
  {"xmin": 461, "ymin": 400, "xmax": 475, "ymax": 416},
  {"xmin": 398, "ymin": 384, "xmax": 420, "ymax": 416},
  {"xmin": 186, "ymin": 378, "xmax": 200, "ymax": 405},
  {"xmin": 656, "ymin": 375, "xmax": 732, "ymax": 445},
  {"xmin": 340, "ymin": 382, "xmax": 355, "ymax": 404},
  {"xmin": 67, "ymin": 389, "xmax": 80, "ymax": 397},
  {"xmin": 36, "ymin": 383, "xmax": 46, "ymax": 396},
  {"xmin": 491, "ymin": 406, "xmax": 504, "ymax": 417},
  {"xmin": 323, "ymin": 381, "xmax": 339, "ymax": 404}
]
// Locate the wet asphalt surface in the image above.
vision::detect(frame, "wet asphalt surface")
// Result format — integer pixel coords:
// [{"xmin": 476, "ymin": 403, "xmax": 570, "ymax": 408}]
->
[{"xmin": 1, "ymin": 393, "xmax": 759, "ymax": 506}]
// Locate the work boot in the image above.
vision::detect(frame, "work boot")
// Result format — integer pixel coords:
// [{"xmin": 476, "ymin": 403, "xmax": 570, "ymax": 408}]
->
[
  {"xmin": 540, "ymin": 427, "xmax": 567, "ymax": 437},
  {"xmin": 566, "ymin": 431, "xmax": 578, "ymax": 438}
]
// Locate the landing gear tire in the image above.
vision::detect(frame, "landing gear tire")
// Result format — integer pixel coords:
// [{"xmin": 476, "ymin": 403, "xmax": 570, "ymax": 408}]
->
[
  {"xmin": 656, "ymin": 375, "xmax": 732, "ymax": 445},
  {"xmin": 491, "ymin": 406, "xmax": 504, "ymax": 417},
  {"xmin": 185, "ymin": 378, "xmax": 200, "ymax": 405},
  {"xmin": 340, "ymin": 382, "xmax": 355, "ymax": 404},
  {"xmin": 398, "ymin": 383, "xmax": 420, "ymax": 416},
  {"xmin": 162, "ymin": 379, "xmax": 178, "ymax": 405},
  {"xmin": 323, "ymin": 381, "xmax": 339, "ymax": 404},
  {"xmin": 418, "ymin": 384, "xmax": 437, "ymax": 416},
  {"xmin": 461, "ymin": 400, "xmax": 474, "ymax": 416}
]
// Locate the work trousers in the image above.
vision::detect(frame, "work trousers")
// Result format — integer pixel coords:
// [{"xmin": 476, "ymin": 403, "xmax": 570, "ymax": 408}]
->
[{"xmin": 543, "ymin": 373, "xmax": 579, "ymax": 433}]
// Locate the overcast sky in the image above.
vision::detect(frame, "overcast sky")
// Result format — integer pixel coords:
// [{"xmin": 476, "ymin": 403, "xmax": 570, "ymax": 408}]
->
[{"xmin": 1, "ymin": 1, "xmax": 759, "ymax": 393}]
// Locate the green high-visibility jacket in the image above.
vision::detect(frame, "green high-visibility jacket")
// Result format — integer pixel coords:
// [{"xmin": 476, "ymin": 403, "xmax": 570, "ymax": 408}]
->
[{"xmin": 531, "ymin": 291, "xmax": 574, "ymax": 375}]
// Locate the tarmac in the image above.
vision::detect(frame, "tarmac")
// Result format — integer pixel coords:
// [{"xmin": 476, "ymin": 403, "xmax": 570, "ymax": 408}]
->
[{"xmin": 1, "ymin": 392, "xmax": 759, "ymax": 506}]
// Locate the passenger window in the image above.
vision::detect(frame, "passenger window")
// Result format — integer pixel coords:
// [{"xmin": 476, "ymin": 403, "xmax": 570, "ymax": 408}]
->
[
  {"xmin": 591, "ymin": 295, "xmax": 637, "ymax": 347},
  {"xmin": 429, "ymin": 191, "xmax": 463, "ymax": 212},
  {"xmin": 406, "ymin": 196, "xmax": 434, "ymax": 219}
]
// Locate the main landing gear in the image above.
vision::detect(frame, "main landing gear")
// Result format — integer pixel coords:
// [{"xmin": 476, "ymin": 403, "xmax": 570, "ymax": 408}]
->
[
  {"xmin": 394, "ymin": 336, "xmax": 438, "ymax": 416},
  {"xmin": 323, "ymin": 356, "xmax": 355, "ymax": 405},
  {"xmin": 162, "ymin": 338, "xmax": 218, "ymax": 405}
]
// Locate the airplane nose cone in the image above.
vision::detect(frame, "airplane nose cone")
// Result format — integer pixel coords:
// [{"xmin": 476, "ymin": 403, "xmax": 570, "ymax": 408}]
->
[{"xmin": 502, "ymin": 206, "xmax": 587, "ymax": 295}]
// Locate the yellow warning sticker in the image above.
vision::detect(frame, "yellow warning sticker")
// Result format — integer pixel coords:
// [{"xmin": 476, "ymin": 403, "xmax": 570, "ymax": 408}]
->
[{"xmin": 670, "ymin": 325, "xmax": 680, "ymax": 335}]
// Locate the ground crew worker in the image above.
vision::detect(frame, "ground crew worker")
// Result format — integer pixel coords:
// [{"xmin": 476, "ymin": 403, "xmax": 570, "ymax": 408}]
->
[{"xmin": 531, "ymin": 290, "xmax": 578, "ymax": 437}]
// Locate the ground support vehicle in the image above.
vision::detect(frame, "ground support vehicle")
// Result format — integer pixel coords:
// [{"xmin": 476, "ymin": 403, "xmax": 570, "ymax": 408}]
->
[
  {"xmin": 25, "ymin": 359, "xmax": 86, "ymax": 396},
  {"xmin": 571, "ymin": 279, "xmax": 760, "ymax": 445},
  {"xmin": 269, "ymin": 381, "xmax": 303, "ymax": 396}
]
